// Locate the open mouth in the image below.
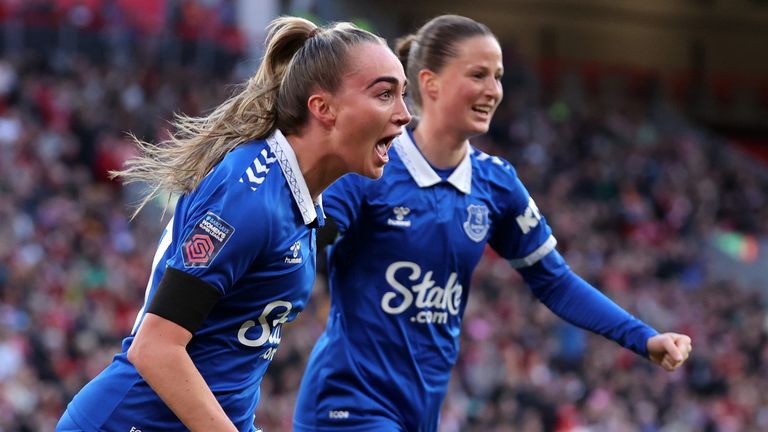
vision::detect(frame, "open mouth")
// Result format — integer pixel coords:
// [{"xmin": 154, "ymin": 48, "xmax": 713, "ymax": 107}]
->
[
  {"xmin": 375, "ymin": 134, "xmax": 399, "ymax": 160},
  {"xmin": 471, "ymin": 105, "xmax": 494, "ymax": 116}
]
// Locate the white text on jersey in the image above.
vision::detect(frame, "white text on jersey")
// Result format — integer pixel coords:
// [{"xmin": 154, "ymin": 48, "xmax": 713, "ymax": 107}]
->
[
  {"xmin": 381, "ymin": 261, "xmax": 463, "ymax": 324},
  {"xmin": 237, "ymin": 300, "xmax": 292, "ymax": 360},
  {"xmin": 516, "ymin": 197, "xmax": 542, "ymax": 234}
]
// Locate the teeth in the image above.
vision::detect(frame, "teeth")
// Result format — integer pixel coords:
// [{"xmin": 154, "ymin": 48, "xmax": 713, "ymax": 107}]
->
[
  {"xmin": 375, "ymin": 141, "xmax": 388, "ymax": 156},
  {"xmin": 375, "ymin": 134, "xmax": 399, "ymax": 157}
]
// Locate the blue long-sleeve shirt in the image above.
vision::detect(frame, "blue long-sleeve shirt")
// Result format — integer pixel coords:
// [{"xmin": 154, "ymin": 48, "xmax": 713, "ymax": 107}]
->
[{"xmin": 294, "ymin": 130, "xmax": 657, "ymax": 432}]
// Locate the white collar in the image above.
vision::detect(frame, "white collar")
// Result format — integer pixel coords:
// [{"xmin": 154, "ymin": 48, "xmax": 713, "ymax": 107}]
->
[
  {"xmin": 393, "ymin": 129, "xmax": 472, "ymax": 194},
  {"xmin": 266, "ymin": 129, "xmax": 324, "ymax": 225}
]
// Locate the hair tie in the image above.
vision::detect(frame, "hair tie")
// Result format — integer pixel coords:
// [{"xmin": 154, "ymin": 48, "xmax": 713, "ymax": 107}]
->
[{"xmin": 308, "ymin": 27, "xmax": 320, "ymax": 39}]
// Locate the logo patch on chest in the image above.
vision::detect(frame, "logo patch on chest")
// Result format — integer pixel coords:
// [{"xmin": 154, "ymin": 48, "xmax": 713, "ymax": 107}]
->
[
  {"xmin": 182, "ymin": 212, "xmax": 235, "ymax": 267},
  {"xmin": 285, "ymin": 241, "xmax": 303, "ymax": 264},
  {"xmin": 387, "ymin": 206, "xmax": 412, "ymax": 227},
  {"xmin": 462, "ymin": 204, "xmax": 489, "ymax": 242}
]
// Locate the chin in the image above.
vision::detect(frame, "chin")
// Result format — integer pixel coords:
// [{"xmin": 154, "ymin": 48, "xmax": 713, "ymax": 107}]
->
[
  {"xmin": 357, "ymin": 159, "xmax": 387, "ymax": 179},
  {"xmin": 361, "ymin": 166, "xmax": 385, "ymax": 180},
  {"xmin": 463, "ymin": 121, "xmax": 490, "ymax": 136},
  {"xmin": 473, "ymin": 122, "xmax": 491, "ymax": 134}
]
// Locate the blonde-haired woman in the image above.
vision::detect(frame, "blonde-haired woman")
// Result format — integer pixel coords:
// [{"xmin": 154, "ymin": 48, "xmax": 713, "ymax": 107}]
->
[{"xmin": 56, "ymin": 16, "xmax": 410, "ymax": 432}]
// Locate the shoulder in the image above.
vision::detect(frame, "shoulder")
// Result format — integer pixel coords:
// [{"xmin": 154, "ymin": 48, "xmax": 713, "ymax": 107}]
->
[
  {"xmin": 468, "ymin": 146, "xmax": 538, "ymax": 218},
  {"xmin": 221, "ymin": 140, "xmax": 280, "ymax": 192},
  {"xmin": 190, "ymin": 140, "xmax": 283, "ymax": 216},
  {"xmin": 177, "ymin": 141, "xmax": 285, "ymax": 255},
  {"xmin": 470, "ymin": 146, "xmax": 517, "ymax": 176},
  {"xmin": 324, "ymin": 172, "xmax": 383, "ymax": 212},
  {"xmin": 469, "ymin": 146, "xmax": 522, "ymax": 189}
]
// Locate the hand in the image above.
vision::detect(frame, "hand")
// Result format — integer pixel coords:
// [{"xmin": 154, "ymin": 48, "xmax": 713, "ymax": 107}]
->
[{"xmin": 647, "ymin": 332, "xmax": 692, "ymax": 371}]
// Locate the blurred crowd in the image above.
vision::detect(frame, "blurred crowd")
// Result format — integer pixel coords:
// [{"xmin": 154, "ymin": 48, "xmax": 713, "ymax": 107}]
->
[
  {"xmin": 0, "ymin": 0, "xmax": 243, "ymax": 73},
  {"xmin": 1, "ymin": 9, "xmax": 768, "ymax": 432}
]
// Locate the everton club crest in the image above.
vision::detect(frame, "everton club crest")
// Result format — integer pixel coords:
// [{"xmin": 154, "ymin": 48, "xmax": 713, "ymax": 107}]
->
[{"xmin": 463, "ymin": 204, "xmax": 490, "ymax": 242}]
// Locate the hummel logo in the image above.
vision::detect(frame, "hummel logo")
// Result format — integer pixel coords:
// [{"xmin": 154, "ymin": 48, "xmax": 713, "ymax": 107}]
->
[
  {"xmin": 285, "ymin": 241, "xmax": 302, "ymax": 264},
  {"xmin": 387, "ymin": 206, "xmax": 411, "ymax": 227},
  {"xmin": 393, "ymin": 207, "xmax": 409, "ymax": 220}
]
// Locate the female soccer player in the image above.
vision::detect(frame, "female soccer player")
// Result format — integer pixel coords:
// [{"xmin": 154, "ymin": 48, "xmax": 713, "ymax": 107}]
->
[
  {"xmin": 56, "ymin": 16, "xmax": 410, "ymax": 432},
  {"xmin": 294, "ymin": 15, "xmax": 692, "ymax": 432}
]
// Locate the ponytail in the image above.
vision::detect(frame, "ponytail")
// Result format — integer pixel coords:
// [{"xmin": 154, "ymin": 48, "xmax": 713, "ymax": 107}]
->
[
  {"xmin": 113, "ymin": 16, "xmax": 383, "ymax": 218},
  {"xmin": 394, "ymin": 34, "xmax": 417, "ymax": 74}
]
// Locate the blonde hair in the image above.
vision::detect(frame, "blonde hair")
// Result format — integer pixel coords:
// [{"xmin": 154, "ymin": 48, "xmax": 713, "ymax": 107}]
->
[{"xmin": 113, "ymin": 16, "xmax": 384, "ymax": 217}]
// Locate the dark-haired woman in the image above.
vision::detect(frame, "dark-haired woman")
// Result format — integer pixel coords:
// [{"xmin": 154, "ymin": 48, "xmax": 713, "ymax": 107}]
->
[{"xmin": 293, "ymin": 15, "xmax": 691, "ymax": 432}]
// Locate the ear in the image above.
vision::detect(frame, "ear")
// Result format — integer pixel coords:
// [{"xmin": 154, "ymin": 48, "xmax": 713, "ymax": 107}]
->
[
  {"xmin": 419, "ymin": 69, "xmax": 439, "ymax": 101},
  {"xmin": 307, "ymin": 92, "xmax": 336, "ymax": 128}
]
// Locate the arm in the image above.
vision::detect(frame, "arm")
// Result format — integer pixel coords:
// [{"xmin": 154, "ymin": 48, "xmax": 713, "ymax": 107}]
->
[
  {"xmin": 127, "ymin": 172, "xmax": 272, "ymax": 428},
  {"xmin": 322, "ymin": 173, "xmax": 368, "ymax": 232},
  {"xmin": 518, "ymin": 250, "xmax": 692, "ymax": 367},
  {"xmin": 485, "ymin": 163, "xmax": 692, "ymax": 368},
  {"xmin": 127, "ymin": 313, "xmax": 238, "ymax": 432},
  {"xmin": 319, "ymin": 174, "xmax": 367, "ymax": 272}
]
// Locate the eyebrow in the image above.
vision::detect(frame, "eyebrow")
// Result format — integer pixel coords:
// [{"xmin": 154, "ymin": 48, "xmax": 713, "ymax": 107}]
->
[{"xmin": 366, "ymin": 76, "xmax": 406, "ymax": 89}]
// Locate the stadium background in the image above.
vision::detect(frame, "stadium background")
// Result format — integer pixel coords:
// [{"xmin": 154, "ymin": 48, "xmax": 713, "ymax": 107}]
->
[{"xmin": 0, "ymin": 0, "xmax": 767, "ymax": 430}]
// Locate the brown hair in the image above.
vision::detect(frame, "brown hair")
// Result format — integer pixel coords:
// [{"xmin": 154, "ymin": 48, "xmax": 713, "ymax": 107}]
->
[
  {"xmin": 113, "ymin": 16, "xmax": 385, "ymax": 217},
  {"xmin": 395, "ymin": 15, "xmax": 494, "ymax": 112}
]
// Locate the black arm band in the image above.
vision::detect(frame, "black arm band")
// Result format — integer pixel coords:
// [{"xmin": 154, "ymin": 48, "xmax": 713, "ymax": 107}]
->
[{"xmin": 147, "ymin": 267, "xmax": 223, "ymax": 334}]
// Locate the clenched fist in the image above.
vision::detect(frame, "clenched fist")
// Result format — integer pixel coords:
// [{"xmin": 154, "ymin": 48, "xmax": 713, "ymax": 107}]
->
[{"xmin": 647, "ymin": 333, "xmax": 692, "ymax": 371}]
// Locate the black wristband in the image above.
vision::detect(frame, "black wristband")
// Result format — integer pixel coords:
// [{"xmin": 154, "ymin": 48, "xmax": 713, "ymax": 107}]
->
[{"xmin": 147, "ymin": 267, "xmax": 223, "ymax": 334}]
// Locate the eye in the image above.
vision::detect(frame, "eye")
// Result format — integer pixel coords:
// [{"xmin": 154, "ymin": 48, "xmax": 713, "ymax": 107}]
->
[
  {"xmin": 378, "ymin": 90, "xmax": 392, "ymax": 100},
  {"xmin": 470, "ymin": 69, "xmax": 492, "ymax": 81}
]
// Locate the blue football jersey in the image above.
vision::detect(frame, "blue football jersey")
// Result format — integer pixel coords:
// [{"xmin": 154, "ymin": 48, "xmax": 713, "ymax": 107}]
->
[
  {"xmin": 294, "ymin": 130, "xmax": 558, "ymax": 431},
  {"xmin": 64, "ymin": 130, "xmax": 323, "ymax": 432}
]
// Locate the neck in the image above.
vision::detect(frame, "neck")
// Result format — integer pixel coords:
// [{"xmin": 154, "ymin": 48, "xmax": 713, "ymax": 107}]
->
[
  {"xmin": 413, "ymin": 115, "xmax": 467, "ymax": 169},
  {"xmin": 284, "ymin": 132, "xmax": 344, "ymax": 201}
]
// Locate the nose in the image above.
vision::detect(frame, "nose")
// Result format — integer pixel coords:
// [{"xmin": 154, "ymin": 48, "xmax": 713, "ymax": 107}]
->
[
  {"xmin": 393, "ymin": 95, "xmax": 412, "ymax": 127},
  {"xmin": 485, "ymin": 77, "xmax": 503, "ymax": 103}
]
